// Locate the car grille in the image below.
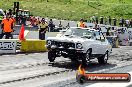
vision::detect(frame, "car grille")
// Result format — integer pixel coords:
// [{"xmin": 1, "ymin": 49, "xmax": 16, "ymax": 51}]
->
[{"xmin": 53, "ymin": 41, "xmax": 75, "ymax": 49}]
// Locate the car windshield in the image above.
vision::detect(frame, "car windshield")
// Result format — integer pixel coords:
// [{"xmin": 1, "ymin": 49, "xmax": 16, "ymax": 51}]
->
[{"xmin": 63, "ymin": 28, "xmax": 92, "ymax": 38}]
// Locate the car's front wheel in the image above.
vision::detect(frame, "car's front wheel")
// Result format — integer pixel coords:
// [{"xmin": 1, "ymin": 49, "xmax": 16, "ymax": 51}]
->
[
  {"xmin": 98, "ymin": 51, "xmax": 109, "ymax": 64},
  {"xmin": 48, "ymin": 50, "xmax": 56, "ymax": 62},
  {"xmin": 82, "ymin": 49, "xmax": 91, "ymax": 65},
  {"xmin": 70, "ymin": 57, "xmax": 78, "ymax": 62}
]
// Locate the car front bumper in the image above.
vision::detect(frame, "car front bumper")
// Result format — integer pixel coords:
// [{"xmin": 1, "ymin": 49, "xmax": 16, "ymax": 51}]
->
[{"xmin": 46, "ymin": 45, "xmax": 85, "ymax": 53}]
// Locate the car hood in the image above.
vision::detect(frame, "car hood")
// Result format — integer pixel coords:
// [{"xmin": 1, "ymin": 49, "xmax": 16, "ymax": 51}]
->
[{"xmin": 47, "ymin": 36, "xmax": 94, "ymax": 43}]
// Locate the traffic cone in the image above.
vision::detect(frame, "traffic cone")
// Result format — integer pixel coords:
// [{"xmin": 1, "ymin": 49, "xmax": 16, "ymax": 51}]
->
[{"xmin": 19, "ymin": 24, "xmax": 25, "ymax": 41}]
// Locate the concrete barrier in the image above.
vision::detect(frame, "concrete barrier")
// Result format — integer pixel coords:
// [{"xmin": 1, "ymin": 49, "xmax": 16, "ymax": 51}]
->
[
  {"xmin": 19, "ymin": 31, "xmax": 59, "ymax": 53},
  {"xmin": 0, "ymin": 39, "xmax": 17, "ymax": 54},
  {"xmin": 20, "ymin": 39, "xmax": 48, "ymax": 53}
]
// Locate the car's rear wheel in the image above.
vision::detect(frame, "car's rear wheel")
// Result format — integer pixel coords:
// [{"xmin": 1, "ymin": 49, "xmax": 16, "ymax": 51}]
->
[
  {"xmin": 48, "ymin": 50, "xmax": 56, "ymax": 62},
  {"xmin": 82, "ymin": 49, "xmax": 91, "ymax": 65},
  {"xmin": 98, "ymin": 51, "xmax": 108, "ymax": 64}
]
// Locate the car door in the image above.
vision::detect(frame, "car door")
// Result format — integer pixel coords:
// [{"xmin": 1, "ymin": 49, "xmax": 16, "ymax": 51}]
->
[
  {"xmin": 91, "ymin": 31, "xmax": 102, "ymax": 54},
  {"xmin": 99, "ymin": 32, "xmax": 108, "ymax": 54}
]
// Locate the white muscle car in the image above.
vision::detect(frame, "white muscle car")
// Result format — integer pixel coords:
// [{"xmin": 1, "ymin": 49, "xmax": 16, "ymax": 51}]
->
[{"xmin": 46, "ymin": 27, "xmax": 112, "ymax": 65}]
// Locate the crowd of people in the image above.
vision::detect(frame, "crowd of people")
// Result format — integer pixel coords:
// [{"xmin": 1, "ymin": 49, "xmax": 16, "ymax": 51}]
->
[
  {"xmin": 0, "ymin": 13, "xmax": 64, "ymax": 40},
  {"xmin": 1, "ymin": 10, "xmax": 132, "ymax": 40},
  {"xmin": 89, "ymin": 15, "xmax": 132, "ymax": 28}
]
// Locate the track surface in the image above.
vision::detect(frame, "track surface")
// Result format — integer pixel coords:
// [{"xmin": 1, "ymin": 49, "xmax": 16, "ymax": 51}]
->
[{"xmin": 0, "ymin": 46, "xmax": 132, "ymax": 87}]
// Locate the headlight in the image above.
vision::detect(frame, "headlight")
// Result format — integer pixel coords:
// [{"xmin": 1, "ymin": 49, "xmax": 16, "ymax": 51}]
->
[
  {"xmin": 47, "ymin": 40, "xmax": 52, "ymax": 45},
  {"xmin": 76, "ymin": 43, "xmax": 83, "ymax": 49}
]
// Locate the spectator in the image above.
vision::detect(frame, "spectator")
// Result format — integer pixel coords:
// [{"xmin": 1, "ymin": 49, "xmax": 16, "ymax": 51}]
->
[
  {"xmin": 119, "ymin": 17, "xmax": 124, "ymax": 27},
  {"xmin": 0, "ymin": 14, "xmax": 14, "ymax": 39},
  {"xmin": 31, "ymin": 16, "xmax": 37, "ymax": 26},
  {"xmin": 94, "ymin": 23, "xmax": 98, "ymax": 30},
  {"xmin": 8, "ymin": 9, "xmax": 13, "ymax": 15},
  {"xmin": 18, "ymin": 14, "xmax": 22, "ymax": 25},
  {"xmin": 92, "ymin": 15, "xmax": 96, "ymax": 23},
  {"xmin": 38, "ymin": 18, "xmax": 48, "ymax": 40},
  {"xmin": 106, "ymin": 27, "xmax": 110, "ymax": 36},
  {"xmin": 125, "ymin": 19, "xmax": 130, "ymax": 28},
  {"xmin": 21, "ymin": 15, "xmax": 26, "ymax": 25},
  {"xmin": 36, "ymin": 18, "xmax": 41, "ymax": 26},
  {"xmin": 77, "ymin": 18, "xmax": 87, "ymax": 28},
  {"xmin": 58, "ymin": 21, "xmax": 63, "ymax": 31},
  {"xmin": 108, "ymin": 16, "xmax": 111, "ymax": 25},
  {"xmin": 113, "ymin": 17, "xmax": 116, "ymax": 26},
  {"xmin": 130, "ymin": 19, "xmax": 132, "ymax": 28},
  {"xmin": 59, "ymin": 21, "xmax": 62, "ymax": 28},
  {"xmin": 65, "ymin": 23, "xmax": 70, "ymax": 29},
  {"xmin": 122, "ymin": 18, "xmax": 125, "ymax": 27},
  {"xmin": 100, "ymin": 16, "xmax": 103, "ymax": 24},
  {"xmin": 97, "ymin": 25, "xmax": 101, "ymax": 31},
  {"xmin": 10, "ymin": 15, "xmax": 16, "ymax": 26},
  {"xmin": 48, "ymin": 19, "xmax": 55, "ymax": 32},
  {"xmin": 95, "ymin": 16, "xmax": 98, "ymax": 24}
]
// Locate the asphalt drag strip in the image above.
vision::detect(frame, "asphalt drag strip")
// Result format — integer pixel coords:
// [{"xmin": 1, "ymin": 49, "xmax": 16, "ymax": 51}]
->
[{"xmin": 0, "ymin": 46, "xmax": 132, "ymax": 87}]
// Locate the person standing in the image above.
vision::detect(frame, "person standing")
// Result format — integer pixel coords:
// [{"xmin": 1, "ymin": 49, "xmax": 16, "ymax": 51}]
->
[
  {"xmin": 77, "ymin": 18, "xmax": 87, "ymax": 28},
  {"xmin": 48, "ymin": 19, "xmax": 55, "ymax": 32},
  {"xmin": 38, "ymin": 18, "xmax": 48, "ymax": 40},
  {"xmin": 21, "ymin": 15, "xmax": 26, "ymax": 25},
  {"xmin": 100, "ymin": 16, "xmax": 103, "ymax": 24},
  {"xmin": 58, "ymin": 21, "xmax": 63, "ymax": 31},
  {"xmin": 113, "ymin": 17, "xmax": 117, "ymax": 26},
  {"xmin": 125, "ymin": 19, "xmax": 130, "ymax": 28},
  {"xmin": 119, "ymin": 17, "xmax": 123, "ymax": 27},
  {"xmin": 31, "ymin": 16, "xmax": 37, "ymax": 26},
  {"xmin": 92, "ymin": 15, "xmax": 96, "ymax": 23},
  {"xmin": 65, "ymin": 23, "xmax": 70, "ymax": 29},
  {"xmin": 122, "ymin": 18, "xmax": 125, "ymax": 27},
  {"xmin": 58, "ymin": 21, "xmax": 63, "ymax": 28},
  {"xmin": 130, "ymin": 19, "xmax": 132, "ymax": 28},
  {"xmin": 0, "ymin": 14, "xmax": 14, "ymax": 39},
  {"xmin": 108, "ymin": 16, "xmax": 111, "ymax": 25},
  {"xmin": 36, "ymin": 17, "xmax": 41, "ymax": 27},
  {"xmin": 95, "ymin": 16, "xmax": 98, "ymax": 24}
]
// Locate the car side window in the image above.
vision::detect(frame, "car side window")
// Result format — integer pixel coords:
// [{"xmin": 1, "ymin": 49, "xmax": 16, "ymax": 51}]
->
[
  {"xmin": 94, "ymin": 31, "xmax": 100, "ymax": 40},
  {"xmin": 100, "ymin": 32, "xmax": 105, "ymax": 42},
  {"xmin": 94, "ymin": 31, "xmax": 105, "ymax": 41}
]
